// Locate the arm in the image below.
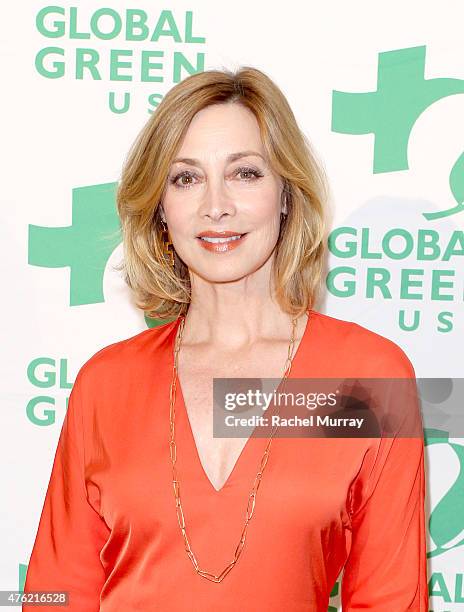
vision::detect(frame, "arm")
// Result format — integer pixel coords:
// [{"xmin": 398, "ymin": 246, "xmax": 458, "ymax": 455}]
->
[
  {"xmin": 23, "ymin": 370, "xmax": 110, "ymax": 611},
  {"xmin": 341, "ymin": 348, "xmax": 429, "ymax": 610},
  {"xmin": 341, "ymin": 435, "xmax": 428, "ymax": 610}
]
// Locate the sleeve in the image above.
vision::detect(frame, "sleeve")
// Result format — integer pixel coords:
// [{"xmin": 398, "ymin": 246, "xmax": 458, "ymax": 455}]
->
[
  {"xmin": 341, "ymin": 349, "xmax": 429, "ymax": 610},
  {"xmin": 23, "ymin": 369, "xmax": 110, "ymax": 611}
]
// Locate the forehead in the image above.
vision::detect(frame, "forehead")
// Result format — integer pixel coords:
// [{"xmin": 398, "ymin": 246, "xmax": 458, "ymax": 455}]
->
[{"xmin": 175, "ymin": 103, "xmax": 265, "ymax": 160}]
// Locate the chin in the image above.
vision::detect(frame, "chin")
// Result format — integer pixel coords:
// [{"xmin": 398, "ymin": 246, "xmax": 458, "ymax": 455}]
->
[{"xmin": 191, "ymin": 262, "xmax": 264, "ymax": 284}]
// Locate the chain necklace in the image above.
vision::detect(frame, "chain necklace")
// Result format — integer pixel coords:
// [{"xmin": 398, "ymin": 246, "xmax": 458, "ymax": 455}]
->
[{"xmin": 169, "ymin": 313, "xmax": 300, "ymax": 583}]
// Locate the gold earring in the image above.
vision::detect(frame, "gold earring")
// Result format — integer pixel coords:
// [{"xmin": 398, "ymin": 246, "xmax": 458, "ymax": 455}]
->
[{"xmin": 161, "ymin": 220, "xmax": 175, "ymax": 267}]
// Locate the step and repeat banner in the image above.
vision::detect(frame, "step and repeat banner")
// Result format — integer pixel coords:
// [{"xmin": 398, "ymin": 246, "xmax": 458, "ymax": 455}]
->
[{"xmin": 2, "ymin": 2, "xmax": 463, "ymax": 610}]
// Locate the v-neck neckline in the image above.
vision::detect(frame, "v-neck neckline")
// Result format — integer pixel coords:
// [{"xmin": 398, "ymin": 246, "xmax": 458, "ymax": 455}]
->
[{"xmin": 170, "ymin": 308, "xmax": 313, "ymax": 494}]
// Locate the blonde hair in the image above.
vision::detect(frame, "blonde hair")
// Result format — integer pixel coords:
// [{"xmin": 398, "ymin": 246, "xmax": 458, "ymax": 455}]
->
[{"xmin": 115, "ymin": 66, "xmax": 329, "ymax": 321}]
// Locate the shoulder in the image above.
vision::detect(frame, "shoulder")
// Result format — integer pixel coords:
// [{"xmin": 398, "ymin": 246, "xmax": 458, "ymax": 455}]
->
[
  {"xmin": 309, "ymin": 309, "xmax": 416, "ymax": 378},
  {"xmin": 75, "ymin": 319, "xmax": 177, "ymax": 389}
]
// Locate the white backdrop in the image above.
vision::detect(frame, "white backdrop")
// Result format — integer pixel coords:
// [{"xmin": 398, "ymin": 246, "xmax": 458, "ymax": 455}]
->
[{"xmin": 2, "ymin": 2, "xmax": 464, "ymax": 610}]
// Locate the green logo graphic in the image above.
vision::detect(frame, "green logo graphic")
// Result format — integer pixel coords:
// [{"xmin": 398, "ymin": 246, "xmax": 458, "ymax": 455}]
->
[
  {"xmin": 425, "ymin": 428, "xmax": 464, "ymax": 559},
  {"xmin": 332, "ymin": 44, "xmax": 464, "ymax": 220},
  {"xmin": 28, "ymin": 181, "xmax": 169, "ymax": 328},
  {"xmin": 29, "ymin": 182, "xmax": 120, "ymax": 306},
  {"xmin": 34, "ymin": 7, "xmax": 206, "ymax": 113}
]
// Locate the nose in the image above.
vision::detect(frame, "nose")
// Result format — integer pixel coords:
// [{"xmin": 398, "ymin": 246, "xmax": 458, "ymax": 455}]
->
[{"xmin": 198, "ymin": 175, "xmax": 236, "ymax": 221}]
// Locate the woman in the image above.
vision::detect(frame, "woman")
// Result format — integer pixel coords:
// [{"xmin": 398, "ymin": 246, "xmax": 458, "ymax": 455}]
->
[{"xmin": 23, "ymin": 67, "xmax": 428, "ymax": 610}]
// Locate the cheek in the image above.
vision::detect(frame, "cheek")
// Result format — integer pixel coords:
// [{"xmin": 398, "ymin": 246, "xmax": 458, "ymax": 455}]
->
[
  {"xmin": 250, "ymin": 198, "xmax": 283, "ymax": 232},
  {"xmin": 162, "ymin": 197, "xmax": 192, "ymax": 233},
  {"xmin": 245, "ymin": 185, "xmax": 281, "ymax": 219}
]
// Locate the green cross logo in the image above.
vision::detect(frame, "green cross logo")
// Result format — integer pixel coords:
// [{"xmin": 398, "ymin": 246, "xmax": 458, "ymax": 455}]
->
[
  {"xmin": 28, "ymin": 182, "xmax": 170, "ymax": 327},
  {"xmin": 332, "ymin": 44, "xmax": 464, "ymax": 220},
  {"xmin": 28, "ymin": 182, "xmax": 121, "ymax": 306}
]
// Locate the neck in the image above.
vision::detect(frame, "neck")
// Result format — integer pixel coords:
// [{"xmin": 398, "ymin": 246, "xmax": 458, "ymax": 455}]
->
[{"xmin": 180, "ymin": 300, "xmax": 307, "ymax": 352}]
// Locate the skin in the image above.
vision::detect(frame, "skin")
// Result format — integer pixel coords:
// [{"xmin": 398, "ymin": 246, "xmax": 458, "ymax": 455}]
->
[
  {"xmin": 160, "ymin": 101, "xmax": 307, "ymax": 350},
  {"xmin": 159, "ymin": 101, "xmax": 308, "ymax": 490}
]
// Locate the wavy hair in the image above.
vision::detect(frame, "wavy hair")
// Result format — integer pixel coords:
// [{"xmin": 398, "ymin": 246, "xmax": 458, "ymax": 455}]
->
[{"xmin": 115, "ymin": 66, "xmax": 330, "ymax": 321}]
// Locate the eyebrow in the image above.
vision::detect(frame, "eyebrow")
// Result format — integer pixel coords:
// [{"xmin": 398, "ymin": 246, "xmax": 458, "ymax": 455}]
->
[{"xmin": 171, "ymin": 150, "xmax": 266, "ymax": 166}]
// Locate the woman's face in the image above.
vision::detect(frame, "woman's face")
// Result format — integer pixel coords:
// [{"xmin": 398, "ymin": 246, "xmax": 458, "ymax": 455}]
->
[{"xmin": 161, "ymin": 102, "xmax": 286, "ymax": 284}]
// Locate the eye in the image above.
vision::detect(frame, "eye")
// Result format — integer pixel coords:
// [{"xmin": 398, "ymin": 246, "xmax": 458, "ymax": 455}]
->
[
  {"xmin": 235, "ymin": 166, "xmax": 264, "ymax": 181},
  {"xmin": 169, "ymin": 170, "xmax": 198, "ymax": 189},
  {"xmin": 168, "ymin": 166, "xmax": 264, "ymax": 190}
]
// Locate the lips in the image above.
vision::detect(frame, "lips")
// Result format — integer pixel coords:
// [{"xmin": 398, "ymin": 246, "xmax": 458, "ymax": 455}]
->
[
  {"xmin": 197, "ymin": 230, "xmax": 245, "ymax": 238},
  {"xmin": 199, "ymin": 235, "xmax": 244, "ymax": 243},
  {"xmin": 196, "ymin": 231, "xmax": 249, "ymax": 253}
]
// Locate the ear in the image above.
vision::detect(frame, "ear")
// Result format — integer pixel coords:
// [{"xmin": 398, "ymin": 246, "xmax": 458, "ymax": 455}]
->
[
  {"xmin": 281, "ymin": 180, "xmax": 288, "ymax": 215},
  {"xmin": 281, "ymin": 192, "xmax": 288, "ymax": 216},
  {"xmin": 282, "ymin": 195, "xmax": 288, "ymax": 216},
  {"xmin": 159, "ymin": 206, "xmax": 166, "ymax": 223}
]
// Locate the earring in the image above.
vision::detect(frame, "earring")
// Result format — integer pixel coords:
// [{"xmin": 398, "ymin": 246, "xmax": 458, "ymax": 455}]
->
[{"xmin": 161, "ymin": 220, "xmax": 175, "ymax": 267}]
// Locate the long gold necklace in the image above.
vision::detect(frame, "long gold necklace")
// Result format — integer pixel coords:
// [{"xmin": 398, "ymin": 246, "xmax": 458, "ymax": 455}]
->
[{"xmin": 169, "ymin": 313, "xmax": 299, "ymax": 583}]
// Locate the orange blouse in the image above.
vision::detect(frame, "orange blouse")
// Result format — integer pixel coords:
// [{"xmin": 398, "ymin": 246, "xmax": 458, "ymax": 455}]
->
[{"xmin": 23, "ymin": 309, "xmax": 428, "ymax": 611}]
